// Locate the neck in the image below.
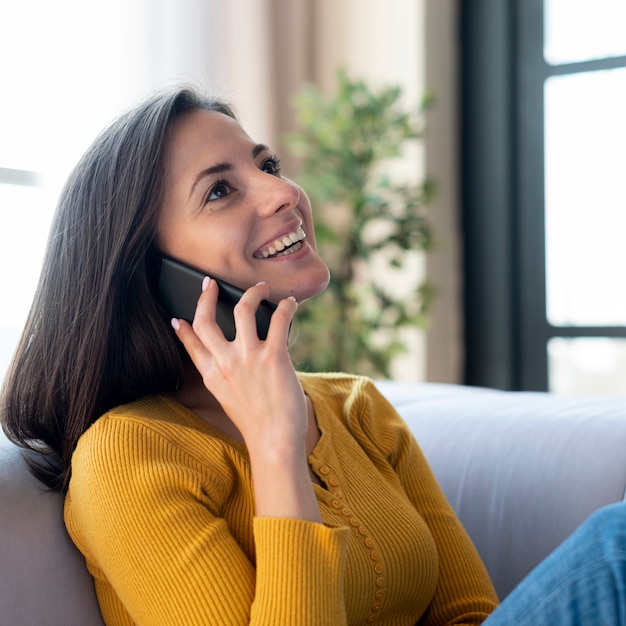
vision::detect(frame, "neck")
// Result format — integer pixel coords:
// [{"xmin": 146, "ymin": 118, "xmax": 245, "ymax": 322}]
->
[{"xmin": 171, "ymin": 363, "xmax": 235, "ymax": 430}]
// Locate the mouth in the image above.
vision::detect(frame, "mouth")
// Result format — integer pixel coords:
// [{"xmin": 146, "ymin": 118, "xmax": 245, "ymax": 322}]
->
[{"xmin": 254, "ymin": 226, "xmax": 306, "ymax": 259}]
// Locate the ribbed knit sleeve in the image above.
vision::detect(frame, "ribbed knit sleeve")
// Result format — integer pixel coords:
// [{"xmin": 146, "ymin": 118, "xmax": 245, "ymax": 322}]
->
[
  {"xmin": 251, "ymin": 518, "xmax": 348, "ymax": 624},
  {"xmin": 314, "ymin": 375, "xmax": 499, "ymax": 626},
  {"xmin": 64, "ymin": 405, "xmax": 349, "ymax": 626}
]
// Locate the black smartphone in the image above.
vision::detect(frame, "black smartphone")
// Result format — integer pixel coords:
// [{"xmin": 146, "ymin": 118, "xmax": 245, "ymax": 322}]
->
[{"xmin": 157, "ymin": 256, "xmax": 276, "ymax": 341}]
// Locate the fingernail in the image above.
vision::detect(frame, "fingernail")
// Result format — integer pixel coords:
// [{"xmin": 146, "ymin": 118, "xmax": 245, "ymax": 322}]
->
[
  {"xmin": 288, "ymin": 296, "xmax": 297, "ymax": 304},
  {"xmin": 256, "ymin": 281, "xmax": 267, "ymax": 286},
  {"xmin": 171, "ymin": 318, "xmax": 180, "ymax": 331},
  {"xmin": 202, "ymin": 276, "xmax": 211, "ymax": 292}
]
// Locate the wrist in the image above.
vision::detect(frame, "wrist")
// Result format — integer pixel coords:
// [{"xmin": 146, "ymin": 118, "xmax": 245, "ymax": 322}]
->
[{"xmin": 247, "ymin": 444, "xmax": 321, "ymax": 523}]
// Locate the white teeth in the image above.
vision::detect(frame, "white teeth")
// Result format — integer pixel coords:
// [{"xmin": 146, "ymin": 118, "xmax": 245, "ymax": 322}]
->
[{"xmin": 256, "ymin": 227, "xmax": 306, "ymax": 259}]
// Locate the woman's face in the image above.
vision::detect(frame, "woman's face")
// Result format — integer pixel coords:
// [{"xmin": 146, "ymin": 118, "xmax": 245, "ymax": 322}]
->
[{"xmin": 158, "ymin": 108, "xmax": 330, "ymax": 304}]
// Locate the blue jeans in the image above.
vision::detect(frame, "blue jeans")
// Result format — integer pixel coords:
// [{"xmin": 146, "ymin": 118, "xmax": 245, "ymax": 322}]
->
[{"xmin": 484, "ymin": 502, "xmax": 626, "ymax": 625}]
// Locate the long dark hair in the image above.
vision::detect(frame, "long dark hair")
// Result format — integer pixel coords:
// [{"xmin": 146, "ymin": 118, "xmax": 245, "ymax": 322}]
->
[{"xmin": 0, "ymin": 87, "xmax": 235, "ymax": 492}]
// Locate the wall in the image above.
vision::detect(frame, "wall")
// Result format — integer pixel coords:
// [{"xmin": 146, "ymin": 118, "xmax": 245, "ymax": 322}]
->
[{"xmin": 424, "ymin": 0, "xmax": 463, "ymax": 383}]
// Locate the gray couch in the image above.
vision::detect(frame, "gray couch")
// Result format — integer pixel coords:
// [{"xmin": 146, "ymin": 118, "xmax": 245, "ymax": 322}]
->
[{"xmin": 2, "ymin": 382, "xmax": 626, "ymax": 624}]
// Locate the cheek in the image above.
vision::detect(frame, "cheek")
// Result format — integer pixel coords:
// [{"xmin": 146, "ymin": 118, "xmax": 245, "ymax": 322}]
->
[
  {"xmin": 298, "ymin": 196, "xmax": 318, "ymax": 247},
  {"xmin": 155, "ymin": 195, "xmax": 186, "ymax": 255},
  {"xmin": 155, "ymin": 214, "xmax": 184, "ymax": 257},
  {"xmin": 304, "ymin": 217, "xmax": 319, "ymax": 251},
  {"xmin": 159, "ymin": 215, "xmax": 246, "ymax": 276}
]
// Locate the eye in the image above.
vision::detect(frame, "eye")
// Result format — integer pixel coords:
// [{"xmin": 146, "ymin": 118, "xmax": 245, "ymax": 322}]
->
[
  {"xmin": 261, "ymin": 155, "xmax": 282, "ymax": 176},
  {"xmin": 206, "ymin": 179, "xmax": 234, "ymax": 202}
]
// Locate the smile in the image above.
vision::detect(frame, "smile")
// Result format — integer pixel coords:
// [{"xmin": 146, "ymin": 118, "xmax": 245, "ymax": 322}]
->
[{"xmin": 254, "ymin": 227, "xmax": 306, "ymax": 259}]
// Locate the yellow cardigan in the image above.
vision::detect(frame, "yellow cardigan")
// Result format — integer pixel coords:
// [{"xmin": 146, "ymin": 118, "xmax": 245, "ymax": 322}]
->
[{"xmin": 65, "ymin": 373, "xmax": 497, "ymax": 625}]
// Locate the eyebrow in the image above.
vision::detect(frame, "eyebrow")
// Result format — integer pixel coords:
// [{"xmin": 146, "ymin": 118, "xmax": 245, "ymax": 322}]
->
[{"xmin": 188, "ymin": 143, "xmax": 271, "ymax": 200}]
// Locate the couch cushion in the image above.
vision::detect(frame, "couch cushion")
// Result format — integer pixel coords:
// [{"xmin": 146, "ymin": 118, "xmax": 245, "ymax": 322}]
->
[
  {"xmin": 378, "ymin": 382, "xmax": 626, "ymax": 599},
  {"xmin": 0, "ymin": 430, "xmax": 104, "ymax": 625}
]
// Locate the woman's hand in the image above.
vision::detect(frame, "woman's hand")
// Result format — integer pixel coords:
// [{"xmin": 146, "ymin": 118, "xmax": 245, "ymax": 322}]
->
[
  {"xmin": 173, "ymin": 278, "xmax": 305, "ymax": 445},
  {"xmin": 172, "ymin": 278, "xmax": 322, "ymax": 522}
]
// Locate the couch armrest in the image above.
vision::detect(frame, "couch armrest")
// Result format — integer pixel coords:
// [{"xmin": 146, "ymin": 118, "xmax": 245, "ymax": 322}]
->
[{"xmin": 0, "ymin": 432, "xmax": 104, "ymax": 625}]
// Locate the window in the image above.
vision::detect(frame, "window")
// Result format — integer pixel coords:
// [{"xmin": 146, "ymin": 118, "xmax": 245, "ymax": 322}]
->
[
  {"xmin": 0, "ymin": 1, "xmax": 216, "ymax": 379},
  {"xmin": 461, "ymin": 0, "xmax": 626, "ymax": 393},
  {"xmin": 0, "ymin": 1, "xmax": 155, "ymax": 378},
  {"xmin": 543, "ymin": 0, "xmax": 626, "ymax": 394}
]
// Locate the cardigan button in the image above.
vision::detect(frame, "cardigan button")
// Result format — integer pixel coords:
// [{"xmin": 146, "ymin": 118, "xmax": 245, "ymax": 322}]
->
[
  {"xmin": 374, "ymin": 563, "xmax": 383, "ymax": 574},
  {"xmin": 328, "ymin": 477, "xmax": 339, "ymax": 487},
  {"xmin": 370, "ymin": 550, "xmax": 379, "ymax": 560},
  {"xmin": 371, "ymin": 602, "xmax": 382, "ymax": 612},
  {"xmin": 331, "ymin": 499, "xmax": 342, "ymax": 508},
  {"xmin": 375, "ymin": 577, "xmax": 384, "ymax": 587},
  {"xmin": 364, "ymin": 537, "xmax": 374, "ymax": 548},
  {"xmin": 367, "ymin": 614, "xmax": 377, "ymax": 623},
  {"xmin": 375, "ymin": 589, "xmax": 384, "ymax": 600},
  {"xmin": 319, "ymin": 466, "xmax": 330, "ymax": 475}
]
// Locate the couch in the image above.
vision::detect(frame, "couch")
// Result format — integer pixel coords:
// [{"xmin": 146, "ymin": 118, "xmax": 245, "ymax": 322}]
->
[{"xmin": 2, "ymin": 382, "xmax": 626, "ymax": 624}]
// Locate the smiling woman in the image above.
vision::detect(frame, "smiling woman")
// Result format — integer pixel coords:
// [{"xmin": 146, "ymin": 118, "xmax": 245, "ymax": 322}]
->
[
  {"xmin": 157, "ymin": 108, "xmax": 330, "ymax": 304},
  {"xmin": 4, "ymin": 77, "xmax": 626, "ymax": 626},
  {"xmin": 0, "ymin": 85, "xmax": 499, "ymax": 626}
]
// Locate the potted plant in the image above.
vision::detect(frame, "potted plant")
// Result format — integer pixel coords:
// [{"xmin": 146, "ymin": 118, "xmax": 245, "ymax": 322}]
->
[{"xmin": 286, "ymin": 69, "xmax": 435, "ymax": 378}]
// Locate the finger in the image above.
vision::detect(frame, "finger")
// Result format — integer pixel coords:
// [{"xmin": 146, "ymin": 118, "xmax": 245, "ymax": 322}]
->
[
  {"xmin": 171, "ymin": 317, "xmax": 214, "ymax": 374},
  {"xmin": 232, "ymin": 282, "xmax": 272, "ymax": 343},
  {"xmin": 265, "ymin": 296, "xmax": 298, "ymax": 346},
  {"xmin": 191, "ymin": 277, "xmax": 229, "ymax": 349}
]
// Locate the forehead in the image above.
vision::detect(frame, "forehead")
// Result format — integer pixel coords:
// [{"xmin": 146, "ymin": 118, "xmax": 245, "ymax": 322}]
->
[{"xmin": 166, "ymin": 108, "xmax": 252, "ymax": 169}]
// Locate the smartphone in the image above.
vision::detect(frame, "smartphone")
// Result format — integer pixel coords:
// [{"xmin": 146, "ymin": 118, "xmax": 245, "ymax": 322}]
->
[{"xmin": 157, "ymin": 256, "xmax": 276, "ymax": 341}]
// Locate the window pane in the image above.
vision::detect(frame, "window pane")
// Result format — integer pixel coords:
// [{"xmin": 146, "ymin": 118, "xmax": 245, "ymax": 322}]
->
[
  {"xmin": 544, "ymin": 69, "xmax": 626, "ymax": 326},
  {"xmin": 0, "ymin": 183, "xmax": 57, "ymax": 379},
  {"xmin": 544, "ymin": 0, "xmax": 626, "ymax": 65},
  {"xmin": 548, "ymin": 337, "xmax": 626, "ymax": 395},
  {"xmin": 0, "ymin": 0, "xmax": 152, "ymax": 181}
]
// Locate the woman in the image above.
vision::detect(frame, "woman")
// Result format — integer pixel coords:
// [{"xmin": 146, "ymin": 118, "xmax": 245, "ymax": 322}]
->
[{"xmin": 1, "ymin": 86, "xmax": 624, "ymax": 625}]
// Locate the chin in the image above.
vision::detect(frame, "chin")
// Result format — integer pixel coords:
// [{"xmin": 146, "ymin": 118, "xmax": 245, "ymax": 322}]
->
[
  {"xmin": 270, "ymin": 271, "xmax": 328, "ymax": 304},
  {"xmin": 293, "ymin": 268, "xmax": 331, "ymax": 304}
]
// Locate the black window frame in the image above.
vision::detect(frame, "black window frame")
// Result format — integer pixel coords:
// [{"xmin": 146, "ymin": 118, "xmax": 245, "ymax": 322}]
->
[{"xmin": 460, "ymin": 0, "xmax": 626, "ymax": 391}]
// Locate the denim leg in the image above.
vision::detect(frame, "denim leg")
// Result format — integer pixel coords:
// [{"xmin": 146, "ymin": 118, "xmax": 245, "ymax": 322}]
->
[{"xmin": 484, "ymin": 502, "xmax": 626, "ymax": 626}]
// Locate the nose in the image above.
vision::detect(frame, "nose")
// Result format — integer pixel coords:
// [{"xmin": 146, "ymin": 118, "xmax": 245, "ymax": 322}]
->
[{"xmin": 256, "ymin": 173, "xmax": 301, "ymax": 217}]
